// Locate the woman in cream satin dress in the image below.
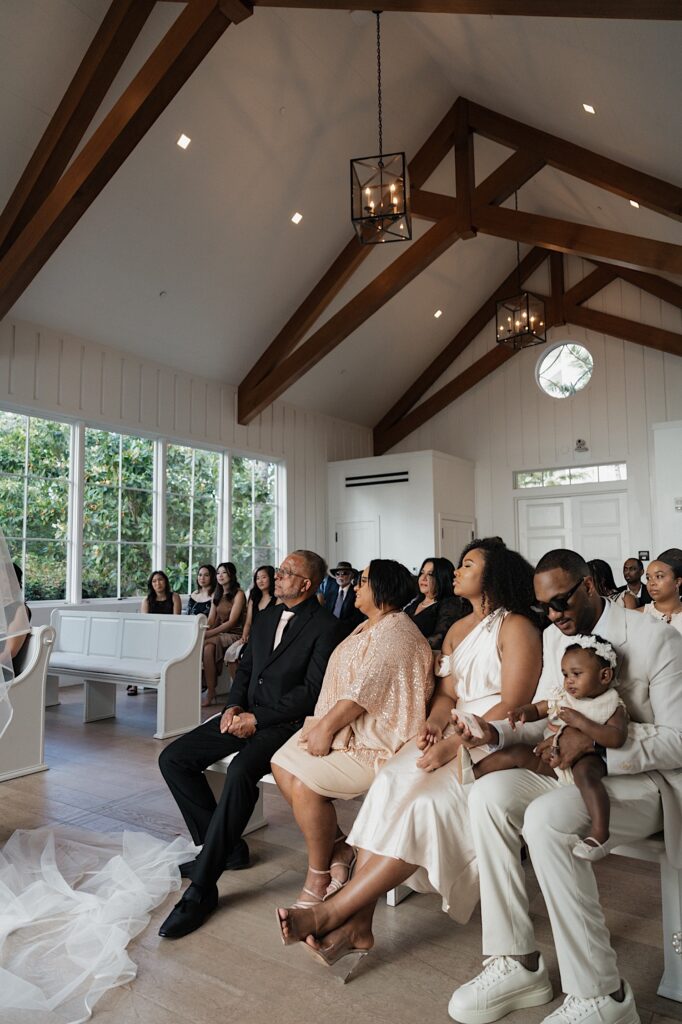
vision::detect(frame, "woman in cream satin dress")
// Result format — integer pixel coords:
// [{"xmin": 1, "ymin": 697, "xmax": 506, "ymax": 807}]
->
[{"xmin": 277, "ymin": 538, "xmax": 542, "ymax": 972}]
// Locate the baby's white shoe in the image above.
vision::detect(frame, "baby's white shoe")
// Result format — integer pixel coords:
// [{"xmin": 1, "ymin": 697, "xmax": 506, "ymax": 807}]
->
[{"xmin": 573, "ymin": 836, "xmax": 613, "ymax": 861}]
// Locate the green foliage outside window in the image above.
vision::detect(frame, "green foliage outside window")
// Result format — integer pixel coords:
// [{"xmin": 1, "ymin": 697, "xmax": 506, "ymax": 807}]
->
[
  {"xmin": 231, "ymin": 456, "xmax": 278, "ymax": 587},
  {"xmin": 166, "ymin": 444, "xmax": 220, "ymax": 594},
  {"xmin": 0, "ymin": 411, "xmax": 70, "ymax": 600}
]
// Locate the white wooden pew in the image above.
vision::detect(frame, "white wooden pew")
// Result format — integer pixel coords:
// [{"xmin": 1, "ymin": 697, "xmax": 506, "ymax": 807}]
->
[
  {"xmin": 47, "ymin": 610, "xmax": 206, "ymax": 740},
  {"xmin": 0, "ymin": 625, "xmax": 55, "ymax": 782},
  {"xmin": 206, "ymin": 751, "xmax": 680, "ymax": 1002}
]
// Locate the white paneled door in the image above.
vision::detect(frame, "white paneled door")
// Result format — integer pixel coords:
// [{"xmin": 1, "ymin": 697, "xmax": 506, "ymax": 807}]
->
[
  {"xmin": 334, "ymin": 519, "xmax": 380, "ymax": 570},
  {"xmin": 439, "ymin": 516, "xmax": 475, "ymax": 564},
  {"xmin": 517, "ymin": 491, "xmax": 629, "ymax": 576}
]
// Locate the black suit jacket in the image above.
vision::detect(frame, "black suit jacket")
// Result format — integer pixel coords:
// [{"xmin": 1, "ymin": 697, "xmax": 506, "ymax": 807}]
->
[
  {"xmin": 321, "ymin": 580, "xmax": 366, "ymax": 637},
  {"xmin": 225, "ymin": 597, "xmax": 341, "ymax": 730}
]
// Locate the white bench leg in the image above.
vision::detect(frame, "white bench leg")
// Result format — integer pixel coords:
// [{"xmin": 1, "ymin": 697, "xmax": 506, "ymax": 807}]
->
[
  {"xmin": 386, "ymin": 883, "xmax": 413, "ymax": 907},
  {"xmin": 83, "ymin": 679, "xmax": 116, "ymax": 722},
  {"xmin": 45, "ymin": 673, "xmax": 61, "ymax": 707},
  {"xmin": 658, "ymin": 861, "xmax": 682, "ymax": 1002}
]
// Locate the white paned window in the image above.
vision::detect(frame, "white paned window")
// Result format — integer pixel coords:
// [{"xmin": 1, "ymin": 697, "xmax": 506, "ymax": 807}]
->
[
  {"xmin": 537, "ymin": 343, "xmax": 593, "ymax": 398},
  {"xmin": 165, "ymin": 444, "xmax": 221, "ymax": 595},
  {"xmin": 231, "ymin": 456, "xmax": 279, "ymax": 588},
  {"xmin": 515, "ymin": 463, "xmax": 627, "ymax": 489},
  {"xmin": 0, "ymin": 411, "xmax": 71, "ymax": 600},
  {"xmin": 82, "ymin": 429, "xmax": 154, "ymax": 598}
]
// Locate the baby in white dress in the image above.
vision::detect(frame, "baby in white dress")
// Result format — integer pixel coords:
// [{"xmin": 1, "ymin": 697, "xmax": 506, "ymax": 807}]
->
[{"xmin": 456, "ymin": 635, "xmax": 628, "ymax": 861}]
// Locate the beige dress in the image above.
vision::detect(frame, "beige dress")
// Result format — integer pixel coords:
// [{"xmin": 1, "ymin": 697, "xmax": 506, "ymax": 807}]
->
[
  {"xmin": 347, "ymin": 608, "xmax": 509, "ymax": 922},
  {"xmin": 271, "ymin": 612, "xmax": 433, "ymax": 799}
]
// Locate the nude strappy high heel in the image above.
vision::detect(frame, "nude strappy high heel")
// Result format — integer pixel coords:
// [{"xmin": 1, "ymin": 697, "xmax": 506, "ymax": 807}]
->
[
  {"xmin": 310, "ymin": 937, "xmax": 371, "ymax": 983},
  {"xmin": 325, "ymin": 837, "xmax": 357, "ymax": 899},
  {"xmin": 292, "ymin": 866, "xmax": 330, "ymax": 909}
]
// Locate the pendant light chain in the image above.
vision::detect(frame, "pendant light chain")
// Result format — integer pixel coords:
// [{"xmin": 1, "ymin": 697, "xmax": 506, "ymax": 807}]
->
[
  {"xmin": 375, "ymin": 10, "xmax": 383, "ymax": 158},
  {"xmin": 515, "ymin": 189, "xmax": 521, "ymax": 290}
]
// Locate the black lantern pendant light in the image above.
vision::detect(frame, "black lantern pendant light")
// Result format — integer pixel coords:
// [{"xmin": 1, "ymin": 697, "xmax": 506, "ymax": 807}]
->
[
  {"xmin": 496, "ymin": 191, "xmax": 546, "ymax": 349},
  {"xmin": 350, "ymin": 11, "xmax": 411, "ymax": 245}
]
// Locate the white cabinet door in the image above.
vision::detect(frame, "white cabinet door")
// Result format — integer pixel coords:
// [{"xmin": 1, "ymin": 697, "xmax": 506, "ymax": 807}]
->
[
  {"xmin": 517, "ymin": 497, "xmax": 572, "ymax": 566},
  {"xmin": 517, "ymin": 491, "xmax": 628, "ymax": 575},
  {"xmin": 439, "ymin": 517, "xmax": 474, "ymax": 564},
  {"xmin": 333, "ymin": 519, "xmax": 380, "ymax": 569}
]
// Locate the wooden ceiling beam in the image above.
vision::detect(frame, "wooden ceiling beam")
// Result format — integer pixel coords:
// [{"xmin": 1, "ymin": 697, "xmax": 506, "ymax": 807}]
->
[
  {"xmin": 0, "ymin": 0, "xmax": 246, "ymax": 324},
  {"xmin": 411, "ymin": 189, "xmax": 457, "ymax": 221},
  {"xmin": 468, "ymin": 101, "xmax": 682, "ymax": 222},
  {"xmin": 454, "ymin": 98, "xmax": 476, "ymax": 239},
  {"xmin": 474, "ymin": 205, "xmax": 682, "ymax": 274},
  {"xmin": 237, "ymin": 98, "xmax": 459, "ymax": 400},
  {"xmin": 238, "ymin": 147, "xmax": 544, "ymax": 424},
  {"xmin": 0, "ymin": 0, "xmax": 155, "ymax": 259},
  {"xmin": 562, "ymin": 263, "xmax": 619, "ymax": 307},
  {"xmin": 375, "ymin": 246, "xmax": 548, "ymax": 436},
  {"xmin": 412, "ymin": 152, "xmax": 545, "ymax": 222},
  {"xmin": 565, "ymin": 304, "xmax": 682, "ymax": 358},
  {"xmin": 599, "ymin": 264, "xmax": 682, "ymax": 309},
  {"xmin": 374, "ymin": 345, "xmax": 518, "ymax": 456},
  {"xmin": 249, "ymin": 1, "xmax": 682, "ymax": 17},
  {"xmin": 549, "ymin": 252, "xmax": 565, "ymax": 325}
]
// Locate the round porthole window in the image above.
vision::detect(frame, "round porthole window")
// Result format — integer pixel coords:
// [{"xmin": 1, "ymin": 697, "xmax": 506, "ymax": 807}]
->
[{"xmin": 536, "ymin": 343, "xmax": 593, "ymax": 399}]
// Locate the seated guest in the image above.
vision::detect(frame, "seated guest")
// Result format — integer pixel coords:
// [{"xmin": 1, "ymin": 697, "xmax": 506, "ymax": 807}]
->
[
  {"xmin": 224, "ymin": 565, "xmax": 276, "ymax": 668},
  {"xmin": 448, "ymin": 547, "xmax": 682, "ymax": 1024},
  {"xmin": 587, "ymin": 559, "xmax": 620, "ymax": 602},
  {"xmin": 318, "ymin": 561, "xmax": 365, "ymax": 638},
  {"xmin": 639, "ymin": 553, "xmax": 682, "ymax": 633},
  {"xmin": 658, "ymin": 548, "xmax": 682, "ymax": 597},
  {"xmin": 158, "ymin": 550, "xmax": 340, "ymax": 939},
  {"xmin": 186, "ymin": 564, "xmax": 217, "ymax": 616},
  {"xmin": 404, "ymin": 556, "xmax": 463, "ymax": 648},
  {"xmin": 271, "ymin": 559, "xmax": 432, "ymax": 908},
  {"xmin": 133, "ymin": 570, "xmax": 181, "ymax": 695},
  {"xmin": 276, "ymin": 539, "xmax": 542, "ymax": 976},
  {"xmin": 202, "ymin": 562, "xmax": 246, "ymax": 706},
  {"xmin": 614, "ymin": 556, "xmax": 651, "ymax": 608},
  {"xmin": 6, "ymin": 563, "xmax": 31, "ymax": 675}
]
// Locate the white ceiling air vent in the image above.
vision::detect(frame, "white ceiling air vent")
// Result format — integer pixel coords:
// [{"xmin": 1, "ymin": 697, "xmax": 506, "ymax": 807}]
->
[{"xmin": 345, "ymin": 470, "xmax": 409, "ymax": 488}]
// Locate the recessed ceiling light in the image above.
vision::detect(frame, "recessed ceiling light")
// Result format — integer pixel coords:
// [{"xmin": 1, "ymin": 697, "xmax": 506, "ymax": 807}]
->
[
  {"xmin": 177, "ymin": 133, "xmax": 191, "ymax": 149},
  {"xmin": 434, "ymin": 309, "xmax": 443, "ymax": 319},
  {"xmin": 291, "ymin": 212, "xmax": 303, "ymax": 224},
  {"xmin": 582, "ymin": 104, "xmax": 596, "ymax": 115},
  {"xmin": 630, "ymin": 200, "xmax": 640, "ymax": 208}
]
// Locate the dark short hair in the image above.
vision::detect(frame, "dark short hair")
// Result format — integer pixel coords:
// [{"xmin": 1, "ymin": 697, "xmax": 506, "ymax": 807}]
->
[
  {"xmin": 625, "ymin": 556, "xmax": 644, "ymax": 571},
  {"xmin": 587, "ymin": 559, "xmax": 618, "ymax": 597},
  {"xmin": 368, "ymin": 559, "xmax": 417, "ymax": 611},
  {"xmin": 418, "ymin": 556, "xmax": 456, "ymax": 602},
  {"xmin": 458, "ymin": 538, "xmax": 539, "ymax": 625},
  {"xmin": 292, "ymin": 550, "xmax": 327, "ymax": 590},
  {"xmin": 535, "ymin": 549, "xmax": 590, "ymax": 579}
]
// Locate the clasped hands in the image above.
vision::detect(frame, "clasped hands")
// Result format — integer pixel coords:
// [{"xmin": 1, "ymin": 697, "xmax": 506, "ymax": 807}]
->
[{"xmin": 220, "ymin": 706, "xmax": 257, "ymax": 738}]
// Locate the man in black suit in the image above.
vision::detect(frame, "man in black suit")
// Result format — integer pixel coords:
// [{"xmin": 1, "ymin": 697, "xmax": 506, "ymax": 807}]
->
[
  {"xmin": 158, "ymin": 549, "xmax": 340, "ymax": 938},
  {"xmin": 318, "ymin": 560, "xmax": 365, "ymax": 638}
]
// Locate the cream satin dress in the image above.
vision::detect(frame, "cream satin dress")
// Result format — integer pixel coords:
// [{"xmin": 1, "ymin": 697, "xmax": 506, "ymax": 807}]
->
[{"xmin": 347, "ymin": 608, "xmax": 508, "ymax": 923}]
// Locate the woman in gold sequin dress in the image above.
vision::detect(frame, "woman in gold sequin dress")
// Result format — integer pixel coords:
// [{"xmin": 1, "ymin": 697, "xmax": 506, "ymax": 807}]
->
[
  {"xmin": 271, "ymin": 559, "xmax": 434, "ymax": 910},
  {"xmin": 277, "ymin": 539, "xmax": 542, "ymax": 975}
]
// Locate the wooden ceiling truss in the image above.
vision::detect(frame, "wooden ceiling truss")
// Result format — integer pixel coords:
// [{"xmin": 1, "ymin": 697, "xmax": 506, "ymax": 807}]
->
[{"xmin": 238, "ymin": 97, "xmax": 682, "ymax": 457}]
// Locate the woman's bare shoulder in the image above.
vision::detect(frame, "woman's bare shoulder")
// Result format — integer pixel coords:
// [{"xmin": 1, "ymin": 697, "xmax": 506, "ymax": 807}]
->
[
  {"xmin": 442, "ymin": 613, "xmax": 476, "ymax": 652},
  {"xmin": 499, "ymin": 612, "xmax": 540, "ymax": 644}
]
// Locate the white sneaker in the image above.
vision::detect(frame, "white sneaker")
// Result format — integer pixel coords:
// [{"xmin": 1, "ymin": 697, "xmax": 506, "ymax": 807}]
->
[
  {"xmin": 541, "ymin": 981, "xmax": 640, "ymax": 1024},
  {"xmin": 448, "ymin": 955, "xmax": 553, "ymax": 1024}
]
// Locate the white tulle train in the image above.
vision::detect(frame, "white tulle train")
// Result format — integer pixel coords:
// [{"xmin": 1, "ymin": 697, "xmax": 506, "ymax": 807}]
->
[{"xmin": 0, "ymin": 825, "xmax": 196, "ymax": 1023}]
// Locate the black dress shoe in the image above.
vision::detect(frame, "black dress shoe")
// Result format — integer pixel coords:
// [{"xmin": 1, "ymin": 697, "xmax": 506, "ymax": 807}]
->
[
  {"xmin": 179, "ymin": 840, "xmax": 250, "ymax": 879},
  {"xmin": 158, "ymin": 884, "xmax": 219, "ymax": 939}
]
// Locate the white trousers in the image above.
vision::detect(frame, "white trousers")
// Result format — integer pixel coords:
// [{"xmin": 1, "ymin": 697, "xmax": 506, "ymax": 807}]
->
[{"xmin": 468, "ymin": 768, "xmax": 663, "ymax": 998}]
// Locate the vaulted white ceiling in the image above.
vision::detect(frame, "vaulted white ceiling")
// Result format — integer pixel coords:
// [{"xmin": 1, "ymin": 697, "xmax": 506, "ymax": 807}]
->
[{"xmin": 2, "ymin": 1, "xmax": 681, "ymax": 426}]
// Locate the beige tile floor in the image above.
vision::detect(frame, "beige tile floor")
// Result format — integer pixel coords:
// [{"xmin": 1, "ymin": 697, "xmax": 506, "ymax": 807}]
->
[{"xmin": 0, "ymin": 684, "xmax": 679, "ymax": 1024}]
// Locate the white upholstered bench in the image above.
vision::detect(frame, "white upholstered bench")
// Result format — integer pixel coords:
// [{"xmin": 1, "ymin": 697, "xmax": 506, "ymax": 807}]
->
[
  {"xmin": 47, "ymin": 609, "xmax": 206, "ymax": 739},
  {"xmin": 0, "ymin": 625, "xmax": 55, "ymax": 783}
]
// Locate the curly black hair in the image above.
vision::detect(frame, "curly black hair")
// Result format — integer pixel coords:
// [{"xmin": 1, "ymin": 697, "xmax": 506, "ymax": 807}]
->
[{"xmin": 457, "ymin": 537, "xmax": 540, "ymax": 626}]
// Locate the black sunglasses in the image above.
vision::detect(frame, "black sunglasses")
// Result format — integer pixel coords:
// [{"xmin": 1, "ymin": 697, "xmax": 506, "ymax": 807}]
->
[{"xmin": 531, "ymin": 576, "xmax": 586, "ymax": 617}]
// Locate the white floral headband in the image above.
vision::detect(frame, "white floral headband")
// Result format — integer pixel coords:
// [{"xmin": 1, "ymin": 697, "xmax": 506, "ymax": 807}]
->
[{"xmin": 566, "ymin": 634, "xmax": 617, "ymax": 669}]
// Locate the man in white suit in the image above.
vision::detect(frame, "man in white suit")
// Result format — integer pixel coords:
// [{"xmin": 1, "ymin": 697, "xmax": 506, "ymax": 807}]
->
[{"xmin": 449, "ymin": 549, "xmax": 682, "ymax": 1024}]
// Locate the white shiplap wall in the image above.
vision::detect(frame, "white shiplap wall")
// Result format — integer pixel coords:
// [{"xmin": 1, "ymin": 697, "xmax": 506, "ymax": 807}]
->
[
  {"xmin": 390, "ymin": 256, "xmax": 682, "ymax": 556},
  {"xmin": 0, "ymin": 317, "xmax": 372, "ymax": 559}
]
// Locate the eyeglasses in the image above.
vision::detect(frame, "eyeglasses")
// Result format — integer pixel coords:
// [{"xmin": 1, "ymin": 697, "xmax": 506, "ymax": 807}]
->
[
  {"xmin": 531, "ymin": 577, "xmax": 586, "ymax": 617},
  {"xmin": 356, "ymin": 575, "xmax": 369, "ymax": 588},
  {"xmin": 274, "ymin": 566, "xmax": 308, "ymax": 580}
]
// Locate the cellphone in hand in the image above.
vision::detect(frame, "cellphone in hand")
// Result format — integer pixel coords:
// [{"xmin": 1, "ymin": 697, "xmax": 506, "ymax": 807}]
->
[{"xmin": 453, "ymin": 711, "xmax": 485, "ymax": 739}]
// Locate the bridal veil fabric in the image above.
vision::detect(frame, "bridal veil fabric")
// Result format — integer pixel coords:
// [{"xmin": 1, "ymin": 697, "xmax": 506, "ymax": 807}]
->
[{"xmin": 0, "ymin": 529, "xmax": 196, "ymax": 1023}]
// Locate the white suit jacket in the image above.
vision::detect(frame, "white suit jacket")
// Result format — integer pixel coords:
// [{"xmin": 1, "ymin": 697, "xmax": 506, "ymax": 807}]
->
[{"xmin": 495, "ymin": 602, "xmax": 682, "ymax": 867}]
